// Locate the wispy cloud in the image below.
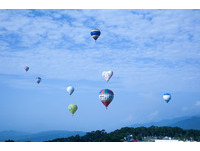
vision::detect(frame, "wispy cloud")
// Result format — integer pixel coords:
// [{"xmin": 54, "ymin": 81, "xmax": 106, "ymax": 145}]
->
[
  {"xmin": 122, "ymin": 115, "xmax": 135, "ymax": 124},
  {"xmin": 182, "ymin": 106, "xmax": 188, "ymax": 111},
  {"xmin": 143, "ymin": 110, "xmax": 160, "ymax": 123},
  {"xmin": 149, "ymin": 110, "xmax": 159, "ymax": 117},
  {"xmin": 1, "ymin": 10, "xmax": 200, "ymax": 131},
  {"xmin": 0, "ymin": 9, "xmax": 200, "ymax": 93},
  {"xmin": 195, "ymin": 101, "xmax": 200, "ymax": 107}
]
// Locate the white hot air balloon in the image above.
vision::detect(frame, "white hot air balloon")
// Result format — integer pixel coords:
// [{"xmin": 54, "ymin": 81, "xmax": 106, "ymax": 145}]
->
[
  {"xmin": 163, "ymin": 93, "xmax": 171, "ymax": 103},
  {"xmin": 67, "ymin": 86, "xmax": 74, "ymax": 95},
  {"xmin": 102, "ymin": 71, "xmax": 113, "ymax": 82}
]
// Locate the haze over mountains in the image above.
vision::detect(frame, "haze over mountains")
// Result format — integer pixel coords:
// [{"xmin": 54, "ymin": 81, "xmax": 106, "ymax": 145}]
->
[
  {"xmin": 0, "ymin": 130, "xmax": 85, "ymax": 142},
  {"xmin": 0, "ymin": 116, "xmax": 199, "ymax": 142},
  {"xmin": 131, "ymin": 116, "xmax": 200, "ymax": 130}
]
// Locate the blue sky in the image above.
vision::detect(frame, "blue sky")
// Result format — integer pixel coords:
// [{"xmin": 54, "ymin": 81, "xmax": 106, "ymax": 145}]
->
[{"xmin": 0, "ymin": 9, "xmax": 200, "ymax": 133}]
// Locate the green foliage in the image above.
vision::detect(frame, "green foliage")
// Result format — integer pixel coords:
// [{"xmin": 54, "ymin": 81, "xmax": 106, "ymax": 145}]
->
[
  {"xmin": 5, "ymin": 139, "xmax": 15, "ymax": 142},
  {"xmin": 47, "ymin": 126, "xmax": 200, "ymax": 142}
]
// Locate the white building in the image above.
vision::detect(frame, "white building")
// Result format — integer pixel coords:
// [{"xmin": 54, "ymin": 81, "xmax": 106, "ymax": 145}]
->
[{"xmin": 155, "ymin": 139, "xmax": 183, "ymax": 142}]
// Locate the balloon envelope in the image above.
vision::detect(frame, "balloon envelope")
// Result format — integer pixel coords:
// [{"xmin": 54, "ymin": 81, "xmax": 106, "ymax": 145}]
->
[
  {"xmin": 99, "ymin": 89, "xmax": 114, "ymax": 109},
  {"xmin": 68, "ymin": 104, "xmax": 78, "ymax": 115},
  {"xmin": 102, "ymin": 71, "xmax": 113, "ymax": 82},
  {"xmin": 163, "ymin": 93, "xmax": 171, "ymax": 103},
  {"xmin": 36, "ymin": 77, "xmax": 41, "ymax": 84},
  {"xmin": 67, "ymin": 86, "xmax": 74, "ymax": 95},
  {"xmin": 25, "ymin": 66, "xmax": 29, "ymax": 72},
  {"xmin": 91, "ymin": 29, "xmax": 101, "ymax": 41}
]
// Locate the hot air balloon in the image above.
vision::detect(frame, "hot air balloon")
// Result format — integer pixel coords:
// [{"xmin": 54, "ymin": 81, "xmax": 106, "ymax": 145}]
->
[
  {"xmin": 24, "ymin": 66, "xmax": 29, "ymax": 72},
  {"xmin": 102, "ymin": 71, "xmax": 113, "ymax": 82},
  {"xmin": 67, "ymin": 86, "xmax": 74, "ymax": 95},
  {"xmin": 36, "ymin": 77, "xmax": 41, "ymax": 84},
  {"xmin": 99, "ymin": 89, "xmax": 114, "ymax": 109},
  {"xmin": 68, "ymin": 104, "xmax": 78, "ymax": 116},
  {"xmin": 91, "ymin": 29, "xmax": 101, "ymax": 42},
  {"xmin": 163, "ymin": 93, "xmax": 171, "ymax": 103}
]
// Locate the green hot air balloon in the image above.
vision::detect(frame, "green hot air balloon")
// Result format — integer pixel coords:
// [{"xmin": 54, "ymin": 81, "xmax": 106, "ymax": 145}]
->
[{"xmin": 68, "ymin": 104, "xmax": 78, "ymax": 115}]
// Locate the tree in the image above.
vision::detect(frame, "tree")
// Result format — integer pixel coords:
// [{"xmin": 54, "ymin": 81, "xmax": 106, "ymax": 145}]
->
[
  {"xmin": 5, "ymin": 139, "xmax": 14, "ymax": 142},
  {"xmin": 48, "ymin": 126, "xmax": 200, "ymax": 142}
]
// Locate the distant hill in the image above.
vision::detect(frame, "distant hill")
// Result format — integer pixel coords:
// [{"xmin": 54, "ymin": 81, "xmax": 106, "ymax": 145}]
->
[
  {"xmin": 0, "ymin": 130, "xmax": 85, "ymax": 142},
  {"xmin": 1, "ymin": 116, "xmax": 200, "ymax": 142},
  {"xmin": 131, "ymin": 116, "xmax": 200, "ymax": 130},
  {"xmin": 170, "ymin": 116, "xmax": 200, "ymax": 130},
  {"xmin": 0, "ymin": 130, "xmax": 31, "ymax": 142},
  {"xmin": 48, "ymin": 127, "xmax": 200, "ymax": 142}
]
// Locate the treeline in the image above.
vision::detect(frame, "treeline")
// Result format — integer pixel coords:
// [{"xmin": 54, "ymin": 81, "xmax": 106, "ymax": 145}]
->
[{"xmin": 47, "ymin": 126, "xmax": 200, "ymax": 142}]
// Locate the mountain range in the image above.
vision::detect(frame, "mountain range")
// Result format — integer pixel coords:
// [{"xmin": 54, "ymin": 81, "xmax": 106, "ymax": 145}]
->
[
  {"xmin": 0, "ymin": 130, "xmax": 85, "ymax": 142},
  {"xmin": 131, "ymin": 116, "xmax": 200, "ymax": 130},
  {"xmin": 1, "ymin": 116, "xmax": 200, "ymax": 142}
]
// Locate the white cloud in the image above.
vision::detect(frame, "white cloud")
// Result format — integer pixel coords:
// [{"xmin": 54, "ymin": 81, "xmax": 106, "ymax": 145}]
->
[
  {"xmin": 149, "ymin": 110, "xmax": 159, "ymax": 117},
  {"xmin": 195, "ymin": 101, "xmax": 200, "ymax": 107},
  {"xmin": 182, "ymin": 107, "xmax": 188, "ymax": 111},
  {"xmin": 0, "ymin": 10, "xmax": 200, "ymax": 93},
  {"xmin": 146, "ymin": 110, "xmax": 159, "ymax": 122},
  {"xmin": 122, "ymin": 115, "xmax": 135, "ymax": 124}
]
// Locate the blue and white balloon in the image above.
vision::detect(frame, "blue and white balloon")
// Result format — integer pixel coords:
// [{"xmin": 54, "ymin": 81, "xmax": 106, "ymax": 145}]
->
[
  {"xmin": 91, "ymin": 29, "xmax": 101, "ymax": 42},
  {"xmin": 67, "ymin": 86, "xmax": 74, "ymax": 95},
  {"xmin": 36, "ymin": 77, "xmax": 41, "ymax": 84},
  {"xmin": 163, "ymin": 93, "xmax": 171, "ymax": 103}
]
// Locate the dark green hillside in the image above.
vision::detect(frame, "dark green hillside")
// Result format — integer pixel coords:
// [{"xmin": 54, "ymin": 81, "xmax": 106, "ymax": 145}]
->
[{"xmin": 48, "ymin": 126, "xmax": 200, "ymax": 142}]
